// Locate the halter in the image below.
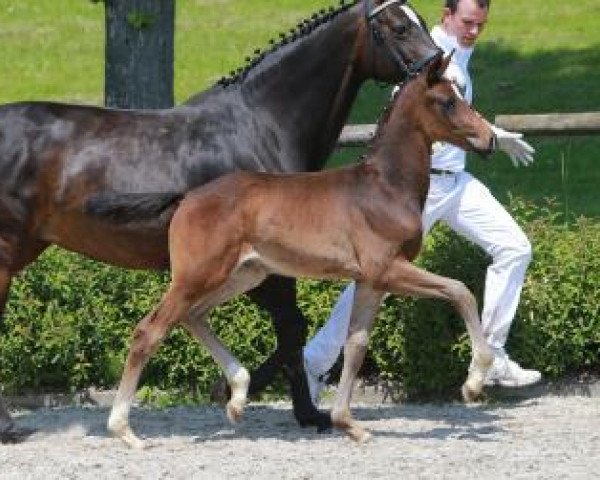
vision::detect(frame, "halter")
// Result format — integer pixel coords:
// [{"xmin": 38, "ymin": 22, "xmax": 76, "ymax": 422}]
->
[
  {"xmin": 365, "ymin": 0, "xmax": 405, "ymax": 20},
  {"xmin": 364, "ymin": 0, "xmax": 435, "ymax": 79}
]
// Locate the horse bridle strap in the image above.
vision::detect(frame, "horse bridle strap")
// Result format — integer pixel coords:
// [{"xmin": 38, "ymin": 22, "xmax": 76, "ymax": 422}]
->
[
  {"xmin": 364, "ymin": 0, "xmax": 412, "ymax": 78},
  {"xmin": 366, "ymin": 0, "xmax": 405, "ymax": 20}
]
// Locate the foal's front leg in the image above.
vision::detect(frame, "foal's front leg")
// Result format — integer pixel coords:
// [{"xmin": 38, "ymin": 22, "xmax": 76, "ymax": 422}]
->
[
  {"xmin": 330, "ymin": 282, "xmax": 384, "ymax": 443},
  {"xmin": 375, "ymin": 259, "xmax": 493, "ymax": 402}
]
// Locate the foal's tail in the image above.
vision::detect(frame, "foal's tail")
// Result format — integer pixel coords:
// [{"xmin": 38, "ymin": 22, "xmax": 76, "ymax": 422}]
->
[{"xmin": 85, "ymin": 192, "xmax": 183, "ymax": 224}]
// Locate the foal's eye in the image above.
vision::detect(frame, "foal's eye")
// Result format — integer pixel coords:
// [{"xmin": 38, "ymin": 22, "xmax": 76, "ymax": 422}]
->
[{"xmin": 441, "ymin": 97, "xmax": 456, "ymax": 113}]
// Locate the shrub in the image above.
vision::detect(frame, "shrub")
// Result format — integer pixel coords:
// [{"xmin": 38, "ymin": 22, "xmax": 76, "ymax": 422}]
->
[
  {"xmin": 370, "ymin": 197, "xmax": 600, "ymax": 399},
  {"xmin": 0, "ymin": 198, "xmax": 598, "ymax": 401}
]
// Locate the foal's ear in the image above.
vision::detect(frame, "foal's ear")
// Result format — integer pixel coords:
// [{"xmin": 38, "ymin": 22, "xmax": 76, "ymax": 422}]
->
[{"xmin": 426, "ymin": 50, "xmax": 454, "ymax": 87}]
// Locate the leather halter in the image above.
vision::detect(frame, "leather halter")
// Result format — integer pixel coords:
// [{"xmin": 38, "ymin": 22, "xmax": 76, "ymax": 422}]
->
[
  {"xmin": 364, "ymin": 0, "xmax": 436, "ymax": 78},
  {"xmin": 366, "ymin": 0, "xmax": 405, "ymax": 20}
]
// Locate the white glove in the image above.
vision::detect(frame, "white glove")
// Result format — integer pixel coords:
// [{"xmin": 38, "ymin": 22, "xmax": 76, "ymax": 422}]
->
[{"xmin": 491, "ymin": 125, "xmax": 535, "ymax": 167}]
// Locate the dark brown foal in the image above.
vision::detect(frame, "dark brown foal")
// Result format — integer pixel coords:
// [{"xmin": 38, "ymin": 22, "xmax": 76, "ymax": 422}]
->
[{"xmin": 109, "ymin": 53, "xmax": 495, "ymax": 447}]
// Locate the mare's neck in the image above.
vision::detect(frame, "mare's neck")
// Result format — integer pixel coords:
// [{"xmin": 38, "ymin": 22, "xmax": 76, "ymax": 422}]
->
[{"xmin": 241, "ymin": 6, "xmax": 365, "ymax": 170}]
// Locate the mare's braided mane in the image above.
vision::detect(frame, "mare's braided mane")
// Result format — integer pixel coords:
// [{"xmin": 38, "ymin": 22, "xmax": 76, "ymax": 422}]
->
[{"xmin": 217, "ymin": 1, "xmax": 359, "ymax": 87}]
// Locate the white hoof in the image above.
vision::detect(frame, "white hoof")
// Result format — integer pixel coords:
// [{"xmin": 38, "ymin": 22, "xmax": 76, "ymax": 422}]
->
[
  {"xmin": 225, "ymin": 366, "xmax": 249, "ymax": 424},
  {"xmin": 462, "ymin": 378, "xmax": 484, "ymax": 403},
  {"xmin": 120, "ymin": 428, "xmax": 148, "ymax": 450},
  {"xmin": 108, "ymin": 418, "xmax": 147, "ymax": 449},
  {"xmin": 226, "ymin": 399, "xmax": 245, "ymax": 424},
  {"xmin": 349, "ymin": 425, "xmax": 372, "ymax": 444}
]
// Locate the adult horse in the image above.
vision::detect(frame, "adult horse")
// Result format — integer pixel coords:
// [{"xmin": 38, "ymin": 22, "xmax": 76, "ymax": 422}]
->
[
  {"xmin": 87, "ymin": 52, "xmax": 495, "ymax": 447},
  {"xmin": 0, "ymin": 0, "xmax": 439, "ymax": 442}
]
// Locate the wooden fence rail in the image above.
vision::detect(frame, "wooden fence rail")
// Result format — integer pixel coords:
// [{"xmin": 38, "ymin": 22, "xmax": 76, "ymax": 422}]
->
[
  {"xmin": 494, "ymin": 113, "xmax": 600, "ymax": 136},
  {"xmin": 337, "ymin": 112, "xmax": 600, "ymax": 147}
]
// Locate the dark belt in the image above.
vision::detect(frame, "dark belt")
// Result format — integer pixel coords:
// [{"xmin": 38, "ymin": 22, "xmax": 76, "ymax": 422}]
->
[{"xmin": 430, "ymin": 168, "xmax": 457, "ymax": 176}]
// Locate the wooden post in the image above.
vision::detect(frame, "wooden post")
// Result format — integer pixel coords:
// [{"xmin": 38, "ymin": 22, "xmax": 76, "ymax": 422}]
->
[{"xmin": 104, "ymin": 0, "xmax": 175, "ymax": 109}]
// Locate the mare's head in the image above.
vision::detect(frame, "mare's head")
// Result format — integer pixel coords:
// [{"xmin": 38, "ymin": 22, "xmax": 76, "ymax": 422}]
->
[
  {"xmin": 360, "ymin": 0, "xmax": 441, "ymax": 82},
  {"xmin": 399, "ymin": 53, "xmax": 494, "ymax": 155}
]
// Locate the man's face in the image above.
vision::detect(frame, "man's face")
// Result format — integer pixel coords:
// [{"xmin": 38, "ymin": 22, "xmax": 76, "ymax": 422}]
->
[{"xmin": 442, "ymin": 0, "xmax": 489, "ymax": 48}]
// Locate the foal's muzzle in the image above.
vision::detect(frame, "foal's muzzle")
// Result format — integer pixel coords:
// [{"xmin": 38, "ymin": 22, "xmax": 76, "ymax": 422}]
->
[{"xmin": 473, "ymin": 134, "xmax": 497, "ymax": 158}]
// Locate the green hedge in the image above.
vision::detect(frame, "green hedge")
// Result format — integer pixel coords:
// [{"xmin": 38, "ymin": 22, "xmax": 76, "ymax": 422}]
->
[
  {"xmin": 1, "ymin": 198, "xmax": 598, "ymax": 401},
  {"xmin": 371, "ymin": 197, "xmax": 600, "ymax": 399}
]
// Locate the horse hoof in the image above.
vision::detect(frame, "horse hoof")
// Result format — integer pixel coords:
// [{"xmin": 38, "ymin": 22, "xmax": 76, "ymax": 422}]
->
[
  {"xmin": 297, "ymin": 411, "xmax": 332, "ymax": 432},
  {"xmin": 0, "ymin": 425, "xmax": 37, "ymax": 444},
  {"xmin": 119, "ymin": 431, "xmax": 148, "ymax": 450},
  {"xmin": 461, "ymin": 382, "xmax": 482, "ymax": 403},
  {"xmin": 226, "ymin": 400, "xmax": 245, "ymax": 424},
  {"xmin": 109, "ymin": 423, "xmax": 147, "ymax": 450},
  {"xmin": 348, "ymin": 425, "xmax": 372, "ymax": 444}
]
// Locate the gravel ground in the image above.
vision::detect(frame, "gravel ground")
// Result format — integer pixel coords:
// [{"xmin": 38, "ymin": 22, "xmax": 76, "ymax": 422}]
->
[{"xmin": 1, "ymin": 391, "xmax": 599, "ymax": 480}]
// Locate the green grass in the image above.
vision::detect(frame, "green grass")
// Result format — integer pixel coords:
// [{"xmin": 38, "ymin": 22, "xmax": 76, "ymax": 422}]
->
[{"xmin": 0, "ymin": 0, "xmax": 599, "ymax": 217}]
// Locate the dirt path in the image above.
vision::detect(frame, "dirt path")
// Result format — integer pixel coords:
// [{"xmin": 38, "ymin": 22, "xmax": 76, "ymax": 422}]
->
[{"xmin": 1, "ymin": 392, "xmax": 599, "ymax": 479}]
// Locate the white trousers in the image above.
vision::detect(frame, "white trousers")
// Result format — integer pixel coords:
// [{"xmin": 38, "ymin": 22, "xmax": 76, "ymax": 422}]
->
[{"xmin": 303, "ymin": 171, "xmax": 532, "ymax": 376}]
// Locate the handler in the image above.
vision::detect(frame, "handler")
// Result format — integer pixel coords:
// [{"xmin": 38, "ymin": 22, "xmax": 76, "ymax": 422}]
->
[{"xmin": 303, "ymin": 0, "xmax": 541, "ymax": 405}]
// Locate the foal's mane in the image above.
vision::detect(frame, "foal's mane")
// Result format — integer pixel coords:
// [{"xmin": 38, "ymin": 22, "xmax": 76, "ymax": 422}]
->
[
  {"xmin": 364, "ymin": 82, "xmax": 407, "ymax": 157},
  {"xmin": 365, "ymin": 65, "xmax": 447, "ymax": 157},
  {"xmin": 217, "ymin": 1, "xmax": 359, "ymax": 87}
]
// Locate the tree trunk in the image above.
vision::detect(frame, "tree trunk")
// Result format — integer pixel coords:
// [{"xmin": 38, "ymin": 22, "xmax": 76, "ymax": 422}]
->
[{"xmin": 104, "ymin": 0, "xmax": 174, "ymax": 109}]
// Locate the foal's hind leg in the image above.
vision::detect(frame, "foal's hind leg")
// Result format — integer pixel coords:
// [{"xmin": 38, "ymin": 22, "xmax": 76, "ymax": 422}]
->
[
  {"xmin": 108, "ymin": 286, "xmax": 195, "ymax": 449},
  {"xmin": 184, "ymin": 316, "xmax": 250, "ymax": 424},
  {"xmin": 183, "ymin": 265, "xmax": 268, "ymax": 424},
  {"xmin": 246, "ymin": 276, "xmax": 331, "ymax": 431}
]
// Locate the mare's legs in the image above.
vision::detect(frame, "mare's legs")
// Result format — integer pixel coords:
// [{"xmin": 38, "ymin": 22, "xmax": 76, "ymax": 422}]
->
[
  {"xmin": 0, "ymin": 395, "xmax": 14, "ymax": 440},
  {"xmin": 0, "ymin": 267, "xmax": 14, "ymax": 435},
  {"xmin": 246, "ymin": 275, "xmax": 331, "ymax": 431},
  {"xmin": 245, "ymin": 277, "xmax": 307, "ymax": 394},
  {"xmin": 0, "ymin": 237, "xmax": 47, "ymax": 443}
]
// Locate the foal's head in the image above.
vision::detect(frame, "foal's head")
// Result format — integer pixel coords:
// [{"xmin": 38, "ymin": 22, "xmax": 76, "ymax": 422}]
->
[{"xmin": 399, "ymin": 53, "xmax": 494, "ymax": 155}]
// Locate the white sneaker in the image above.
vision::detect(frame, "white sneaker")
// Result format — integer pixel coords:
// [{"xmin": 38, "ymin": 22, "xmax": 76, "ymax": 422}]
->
[
  {"xmin": 304, "ymin": 360, "xmax": 328, "ymax": 406},
  {"xmin": 484, "ymin": 351, "xmax": 542, "ymax": 387}
]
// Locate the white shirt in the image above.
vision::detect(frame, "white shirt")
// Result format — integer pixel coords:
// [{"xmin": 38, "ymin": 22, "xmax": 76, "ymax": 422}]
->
[{"xmin": 429, "ymin": 25, "xmax": 474, "ymax": 173}]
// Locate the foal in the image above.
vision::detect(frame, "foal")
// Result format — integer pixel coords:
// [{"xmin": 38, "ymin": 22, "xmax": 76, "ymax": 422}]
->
[{"xmin": 107, "ymin": 53, "xmax": 494, "ymax": 447}]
